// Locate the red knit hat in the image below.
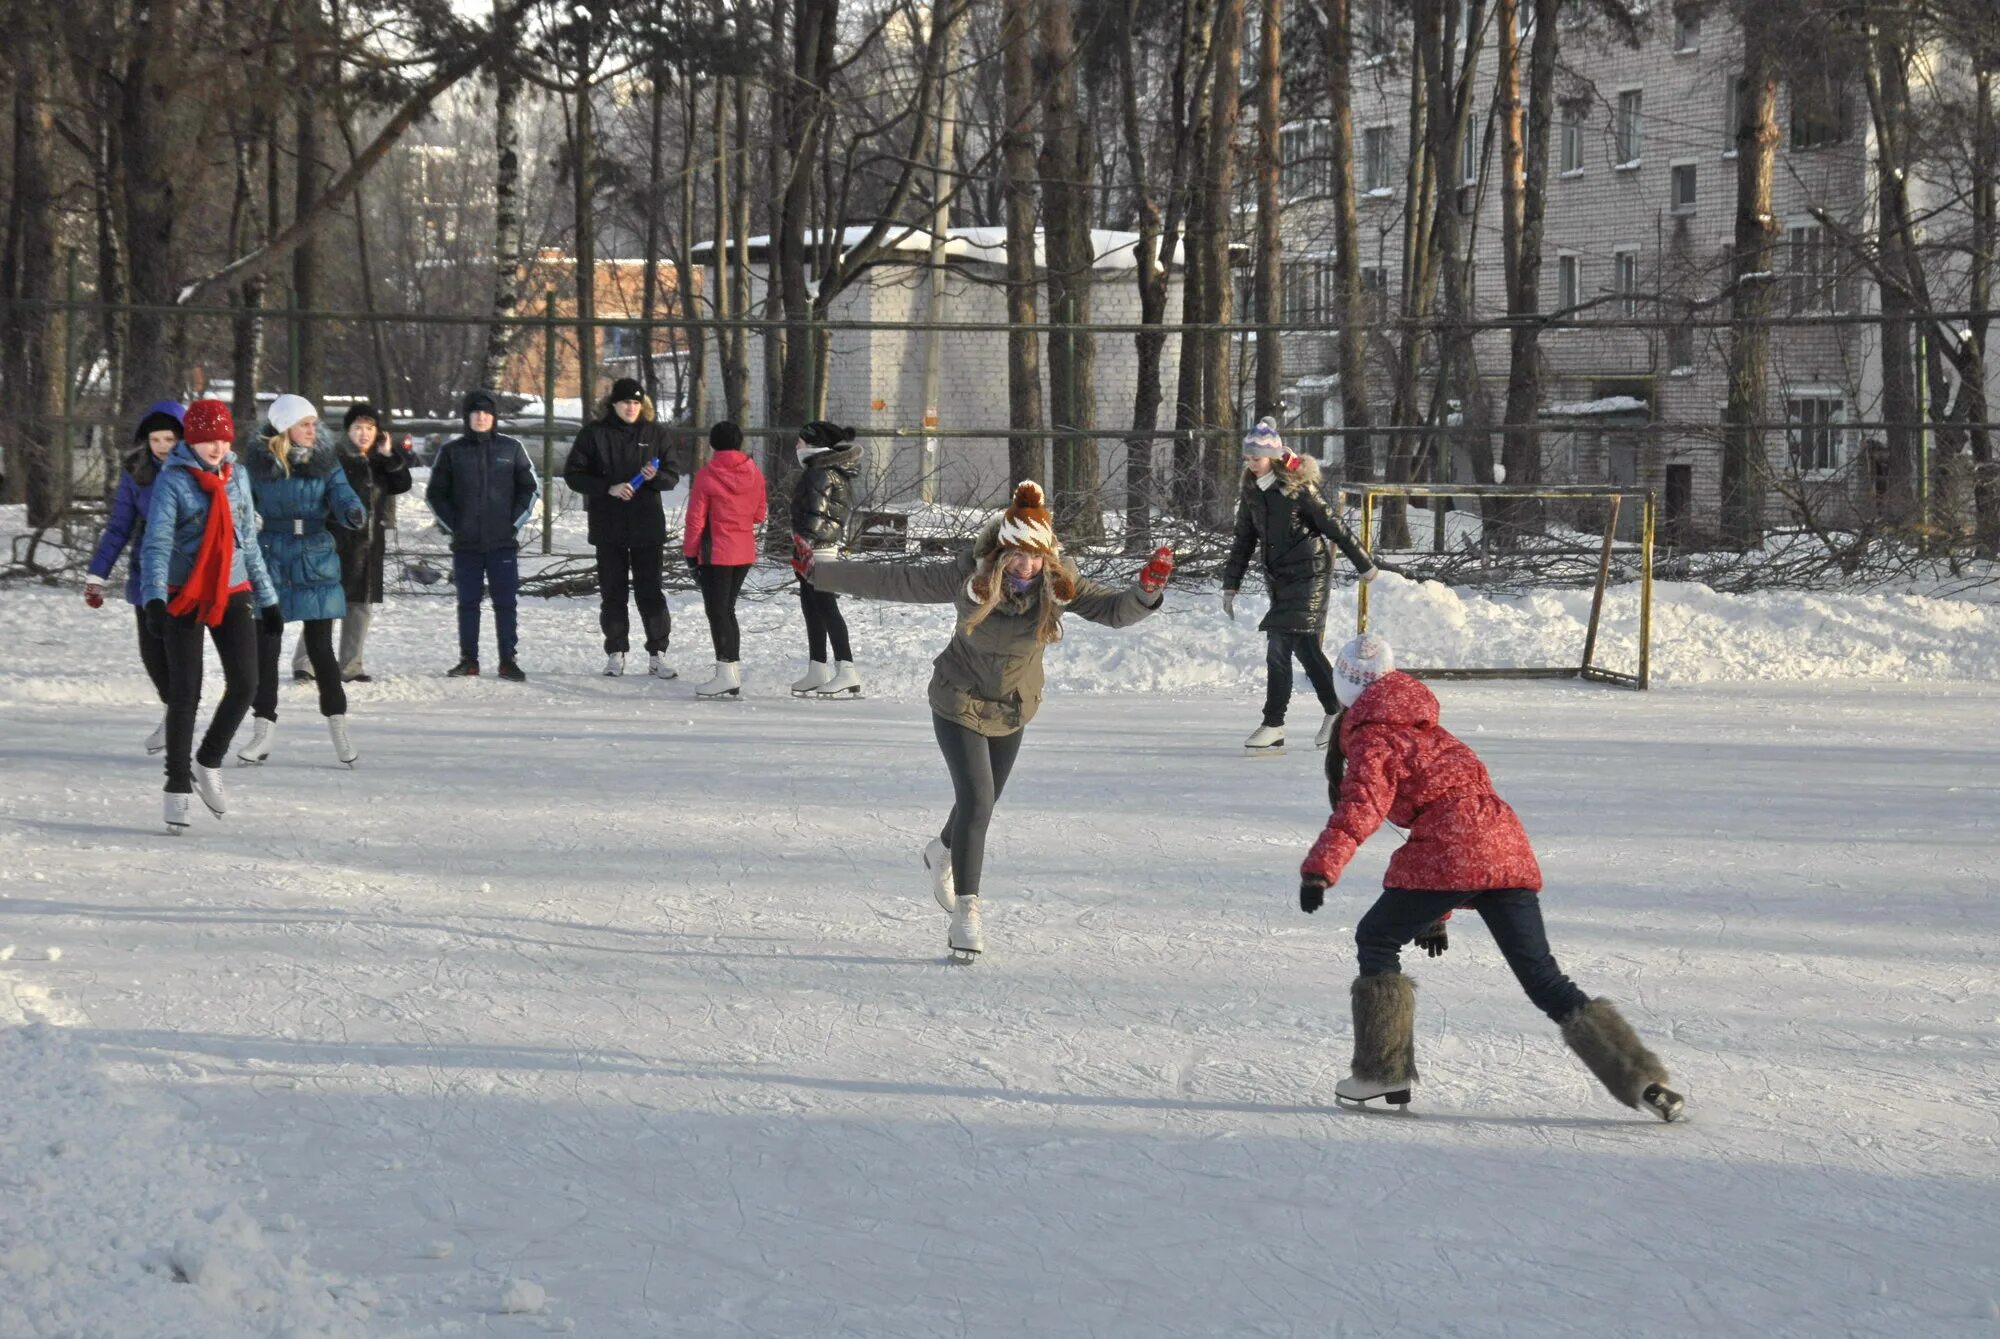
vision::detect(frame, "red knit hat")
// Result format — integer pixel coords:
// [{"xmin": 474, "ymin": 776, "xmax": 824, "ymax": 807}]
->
[
  {"xmin": 182, "ymin": 399, "xmax": 236, "ymax": 448},
  {"xmin": 995, "ymin": 480, "xmax": 1059, "ymax": 556}
]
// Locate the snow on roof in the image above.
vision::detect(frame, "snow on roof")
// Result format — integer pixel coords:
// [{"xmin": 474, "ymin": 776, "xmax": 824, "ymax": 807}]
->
[
  {"xmin": 1544, "ymin": 395, "xmax": 1649, "ymax": 417},
  {"xmin": 690, "ymin": 226, "xmax": 1191, "ymax": 272}
]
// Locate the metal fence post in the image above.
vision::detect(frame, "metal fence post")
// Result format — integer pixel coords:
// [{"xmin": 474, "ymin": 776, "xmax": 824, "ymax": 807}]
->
[{"xmin": 543, "ymin": 289, "xmax": 558, "ymax": 556}]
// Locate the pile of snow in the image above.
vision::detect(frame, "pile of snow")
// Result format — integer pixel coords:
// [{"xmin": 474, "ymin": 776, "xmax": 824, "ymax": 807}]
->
[{"xmin": 0, "ymin": 1016, "xmax": 374, "ymax": 1339}]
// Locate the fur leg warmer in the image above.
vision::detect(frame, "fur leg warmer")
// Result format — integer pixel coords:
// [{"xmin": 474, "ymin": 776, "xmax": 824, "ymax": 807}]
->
[
  {"xmin": 1561, "ymin": 997, "xmax": 1671, "ymax": 1108},
  {"xmin": 1349, "ymin": 972, "xmax": 1419, "ymax": 1086}
]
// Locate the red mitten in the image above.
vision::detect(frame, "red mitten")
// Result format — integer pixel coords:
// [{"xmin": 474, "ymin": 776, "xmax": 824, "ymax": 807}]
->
[
  {"xmin": 84, "ymin": 583, "xmax": 105, "ymax": 609},
  {"xmin": 1138, "ymin": 545, "xmax": 1175, "ymax": 594},
  {"xmin": 791, "ymin": 533, "xmax": 815, "ymax": 578}
]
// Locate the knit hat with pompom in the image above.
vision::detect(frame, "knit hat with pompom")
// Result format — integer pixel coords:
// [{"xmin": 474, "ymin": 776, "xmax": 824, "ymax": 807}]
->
[{"xmin": 995, "ymin": 480, "xmax": 1059, "ymax": 556}]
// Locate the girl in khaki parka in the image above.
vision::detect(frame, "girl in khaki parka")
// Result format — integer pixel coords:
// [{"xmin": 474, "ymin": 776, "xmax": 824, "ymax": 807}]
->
[{"xmin": 807, "ymin": 481, "xmax": 1176, "ymax": 960}]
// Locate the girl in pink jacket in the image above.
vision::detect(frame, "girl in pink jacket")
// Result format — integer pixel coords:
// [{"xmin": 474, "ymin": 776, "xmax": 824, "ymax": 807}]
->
[{"xmin": 682, "ymin": 421, "xmax": 767, "ymax": 697}]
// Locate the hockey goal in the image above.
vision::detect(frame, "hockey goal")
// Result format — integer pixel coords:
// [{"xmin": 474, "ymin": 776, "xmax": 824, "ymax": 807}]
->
[{"xmin": 1339, "ymin": 482, "xmax": 1656, "ymax": 690}]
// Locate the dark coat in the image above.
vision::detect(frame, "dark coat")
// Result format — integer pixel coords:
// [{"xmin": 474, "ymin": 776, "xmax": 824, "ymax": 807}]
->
[
  {"xmin": 87, "ymin": 446, "xmax": 168, "ymax": 606},
  {"xmin": 426, "ymin": 429, "xmax": 539, "ymax": 553},
  {"xmin": 789, "ymin": 442, "xmax": 860, "ymax": 549},
  {"xmin": 562, "ymin": 410, "xmax": 682, "ymax": 547},
  {"xmin": 1222, "ymin": 458, "xmax": 1372, "ymax": 633},
  {"xmin": 247, "ymin": 442, "xmax": 369, "ymax": 622},
  {"xmin": 332, "ymin": 437, "xmax": 415, "ymax": 604}
]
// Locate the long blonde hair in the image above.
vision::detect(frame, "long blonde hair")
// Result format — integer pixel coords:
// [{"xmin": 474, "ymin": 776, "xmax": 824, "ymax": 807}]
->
[
  {"xmin": 265, "ymin": 430, "xmax": 312, "ymax": 478},
  {"xmin": 963, "ymin": 550, "xmax": 1075, "ymax": 645}
]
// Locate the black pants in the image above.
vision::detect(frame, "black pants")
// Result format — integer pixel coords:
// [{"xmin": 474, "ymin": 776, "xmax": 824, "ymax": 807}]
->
[
  {"xmin": 255, "ymin": 617, "xmax": 346, "ymax": 720},
  {"xmin": 161, "ymin": 593, "xmax": 259, "ymax": 793},
  {"xmin": 598, "ymin": 542, "xmax": 670, "ymax": 653},
  {"xmin": 134, "ymin": 604, "xmax": 171, "ymax": 704},
  {"xmin": 454, "ymin": 548, "xmax": 521, "ymax": 662},
  {"xmin": 798, "ymin": 576, "xmax": 851, "ymax": 663},
  {"xmin": 1355, "ymin": 887, "xmax": 1591, "ymax": 1023},
  {"xmin": 932, "ymin": 715, "xmax": 1027, "ymax": 901},
  {"xmin": 697, "ymin": 563, "xmax": 750, "ymax": 661},
  {"xmin": 1262, "ymin": 630, "xmax": 1339, "ymax": 727}
]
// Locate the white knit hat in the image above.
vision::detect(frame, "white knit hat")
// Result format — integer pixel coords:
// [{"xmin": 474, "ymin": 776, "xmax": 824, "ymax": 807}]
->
[
  {"xmin": 268, "ymin": 394, "xmax": 318, "ymax": 435},
  {"xmin": 1333, "ymin": 632, "xmax": 1396, "ymax": 707}
]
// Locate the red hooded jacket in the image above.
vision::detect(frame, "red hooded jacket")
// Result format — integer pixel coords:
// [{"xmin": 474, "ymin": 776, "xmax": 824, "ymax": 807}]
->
[
  {"xmin": 1302, "ymin": 672, "xmax": 1542, "ymax": 893},
  {"xmin": 682, "ymin": 450, "xmax": 768, "ymax": 566}
]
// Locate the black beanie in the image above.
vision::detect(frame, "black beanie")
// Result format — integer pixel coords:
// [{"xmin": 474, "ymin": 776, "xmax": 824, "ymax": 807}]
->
[
  {"xmin": 461, "ymin": 389, "xmax": 499, "ymax": 420},
  {"xmin": 342, "ymin": 402, "xmax": 381, "ymax": 432},
  {"xmin": 799, "ymin": 420, "xmax": 855, "ymax": 450},
  {"xmin": 609, "ymin": 377, "xmax": 646, "ymax": 404},
  {"xmin": 709, "ymin": 420, "xmax": 743, "ymax": 452},
  {"xmin": 134, "ymin": 411, "xmax": 182, "ymax": 443}
]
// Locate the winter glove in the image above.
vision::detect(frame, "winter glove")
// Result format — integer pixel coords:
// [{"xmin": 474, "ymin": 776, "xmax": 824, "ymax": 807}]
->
[
  {"xmin": 259, "ymin": 604, "xmax": 284, "ymax": 637},
  {"xmin": 84, "ymin": 578, "xmax": 105, "ymax": 609},
  {"xmin": 1413, "ymin": 919, "xmax": 1449, "ymax": 957},
  {"xmin": 1221, "ymin": 589, "xmax": 1237, "ymax": 621},
  {"xmin": 1137, "ymin": 545, "xmax": 1175, "ymax": 595},
  {"xmin": 684, "ymin": 554, "xmax": 702, "ymax": 576},
  {"xmin": 791, "ymin": 533, "xmax": 816, "ymax": 579},
  {"xmin": 144, "ymin": 599, "xmax": 169, "ymax": 637},
  {"xmin": 1299, "ymin": 875, "xmax": 1328, "ymax": 915}
]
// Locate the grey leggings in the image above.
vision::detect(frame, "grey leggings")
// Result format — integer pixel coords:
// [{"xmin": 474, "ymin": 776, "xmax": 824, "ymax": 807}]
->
[{"xmin": 932, "ymin": 714, "xmax": 1026, "ymax": 900}]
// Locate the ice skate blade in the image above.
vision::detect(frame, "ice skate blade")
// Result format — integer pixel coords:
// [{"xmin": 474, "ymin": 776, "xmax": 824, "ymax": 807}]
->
[
  {"xmin": 810, "ymin": 688, "xmax": 864, "ymax": 699},
  {"xmin": 1642, "ymin": 1083, "xmax": 1686, "ymax": 1123},
  {"xmin": 146, "ymin": 744, "xmax": 166, "ymax": 756},
  {"xmin": 1243, "ymin": 746, "xmax": 1286, "ymax": 757},
  {"xmin": 1335, "ymin": 1090, "xmax": 1413, "ymax": 1114},
  {"xmin": 164, "ymin": 823, "xmax": 188, "ymax": 837},
  {"xmin": 236, "ymin": 757, "xmax": 267, "ymax": 767},
  {"xmin": 946, "ymin": 948, "xmax": 980, "ymax": 965},
  {"xmin": 695, "ymin": 690, "xmax": 742, "ymax": 701}
]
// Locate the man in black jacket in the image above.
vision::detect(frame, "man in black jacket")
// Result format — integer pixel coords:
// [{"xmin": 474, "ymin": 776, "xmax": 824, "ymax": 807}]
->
[
  {"xmin": 426, "ymin": 389, "xmax": 539, "ymax": 680},
  {"xmin": 563, "ymin": 377, "xmax": 683, "ymax": 678}
]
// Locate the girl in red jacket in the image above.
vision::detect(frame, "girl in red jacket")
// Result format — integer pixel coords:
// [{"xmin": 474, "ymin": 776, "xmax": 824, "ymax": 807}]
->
[
  {"xmin": 1300, "ymin": 633, "xmax": 1685, "ymax": 1121},
  {"xmin": 682, "ymin": 420, "xmax": 768, "ymax": 698}
]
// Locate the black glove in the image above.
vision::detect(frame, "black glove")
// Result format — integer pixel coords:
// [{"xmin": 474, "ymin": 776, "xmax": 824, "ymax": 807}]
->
[
  {"xmin": 1414, "ymin": 919, "xmax": 1449, "ymax": 958},
  {"xmin": 1299, "ymin": 877, "xmax": 1327, "ymax": 914},
  {"xmin": 684, "ymin": 554, "xmax": 702, "ymax": 576},
  {"xmin": 144, "ymin": 599, "xmax": 169, "ymax": 637},
  {"xmin": 259, "ymin": 604, "xmax": 284, "ymax": 636}
]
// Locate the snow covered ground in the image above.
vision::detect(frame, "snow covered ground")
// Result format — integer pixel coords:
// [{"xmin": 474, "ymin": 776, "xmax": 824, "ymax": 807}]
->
[{"xmin": 3, "ymin": 568, "xmax": 1999, "ymax": 1336}]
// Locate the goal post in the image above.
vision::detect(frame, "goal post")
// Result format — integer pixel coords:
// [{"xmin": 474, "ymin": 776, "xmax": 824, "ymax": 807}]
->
[{"xmin": 1341, "ymin": 482, "xmax": 1655, "ymax": 690}]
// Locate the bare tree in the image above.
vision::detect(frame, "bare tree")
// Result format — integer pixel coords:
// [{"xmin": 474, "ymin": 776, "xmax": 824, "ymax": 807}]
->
[
  {"xmin": 1722, "ymin": 3, "xmax": 1782, "ymax": 547},
  {"xmin": 1252, "ymin": 0, "xmax": 1283, "ymax": 420}
]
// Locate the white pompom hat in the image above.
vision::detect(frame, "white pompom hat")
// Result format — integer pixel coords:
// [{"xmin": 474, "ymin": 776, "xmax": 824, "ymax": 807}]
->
[
  {"xmin": 1333, "ymin": 632, "xmax": 1396, "ymax": 707},
  {"xmin": 268, "ymin": 394, "xmax": 318, "ymax": 435}
]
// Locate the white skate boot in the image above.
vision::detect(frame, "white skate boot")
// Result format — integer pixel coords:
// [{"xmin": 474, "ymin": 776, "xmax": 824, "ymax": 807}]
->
[
  {"xmin": 145, "ymin": 712, "xmax": 168, "ymax": 755},
  {"xmin": 648, "ymin": 653, "xmax": 676, "ymax": 679},
  {"xmin": 1315, "ymin": 713, "xmax": 1340, "ymax": 749},
  {"xmin": 604, "ymin": 652, "xmax": 626, "ymax": 677},
  {"xmin": 163, "ymin": 792, "xmax": 192, "ymax": 836},
  {"xmin": 1244, "ymin": 723, "xmax": 1285, "ymax": 755},
  {"xmin": 790, "ymin": 661, "xmax": 833, "ymax": 696},
  {"xmin": 924, "ymin": 837, "xmax": 956, "ymax": 913},
  {"xmin": 237, "ymin": 717, "xmax": 276, "ymax": 765},
  {"xmin": 695, "ymin": 661, "xmax": 742, "ymax": 699},
  {"xmin": 811, "ymin": 660, "xmax": 863, "ymax": 699},
  {"xmin": 947, "ymin": 897, "xmax": 984, "ymax": 962},
  {"xmin": 193, "ymin": 763, "xmax": 228, "ymax": 817},
  {"xmin": 1334, "ymin": 1074, "xmax": 1413, "ymax": 1110},
  {"xmin": 326, "ymin": 714, "xmax": 358, "ymax": 767}
]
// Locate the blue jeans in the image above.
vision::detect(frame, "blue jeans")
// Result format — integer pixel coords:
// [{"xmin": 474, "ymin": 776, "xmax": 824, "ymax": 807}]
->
[
  {"xmin": 453, "ymin": 548, "xmax": 520, "ymax": 662},
  {"xmin": 1355, "ymin": 887, "xmax": 1590, "ymax": 1023}
]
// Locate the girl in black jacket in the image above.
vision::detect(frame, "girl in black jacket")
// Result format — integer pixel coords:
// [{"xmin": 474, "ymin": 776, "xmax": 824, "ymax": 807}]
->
[
  {"xmin": 787, "ymin": 420, "xmax": 863, "ymax": 697},
  {"xmin": 563, "ymin": 378, "xmax": 683, "ymax": 678},
  {"xmin": 1221, "ymin": 417, "xmax": 1377, "ymax": 755}
]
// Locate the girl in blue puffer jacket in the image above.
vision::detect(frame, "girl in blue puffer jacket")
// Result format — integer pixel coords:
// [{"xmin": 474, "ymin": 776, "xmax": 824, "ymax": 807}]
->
[
  {"xmin": 85, "ymin": 399, "xmax": 184, "ymax": 753},
  {"xmin": 241, "ymin": 394, "xmax": 366, "ymax": 767}
]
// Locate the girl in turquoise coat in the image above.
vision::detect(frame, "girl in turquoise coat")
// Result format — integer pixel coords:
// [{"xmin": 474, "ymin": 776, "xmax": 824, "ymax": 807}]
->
[{"xmin": 241, "ymin": 393, "xmax": 366, "ymax": 767}]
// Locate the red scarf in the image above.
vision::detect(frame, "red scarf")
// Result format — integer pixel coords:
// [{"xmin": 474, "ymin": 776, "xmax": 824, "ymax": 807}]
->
[{"xmin": 166, "ymin": 462, "xmax": 239, "ymax": 627}]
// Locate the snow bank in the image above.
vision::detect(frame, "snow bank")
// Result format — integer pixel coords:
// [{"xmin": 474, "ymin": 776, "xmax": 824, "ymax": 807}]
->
[{"xmin": 0, "ymin": 1012, "xmax": 376, "ymax": 1338}]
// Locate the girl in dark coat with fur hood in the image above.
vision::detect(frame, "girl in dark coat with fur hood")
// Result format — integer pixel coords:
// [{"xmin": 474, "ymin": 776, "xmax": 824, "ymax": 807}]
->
[
  {"xmin": 787, "ymin": 420, "xmax": 863, "ymax": 697},
  {"xmin": 85, "ymin": 399, "xmax": 185, "ymax": 753},
  {"xmin": 1299, "ymin": 633, "xmax": 1685, "ymax": 1121},
  {"xmin": 1221, "ymin": 417, "xmax": 1377, "ymax": 756},
  {"xmin": 807, "ymin": 482, "xmax": 1176, "ymax": 962}
]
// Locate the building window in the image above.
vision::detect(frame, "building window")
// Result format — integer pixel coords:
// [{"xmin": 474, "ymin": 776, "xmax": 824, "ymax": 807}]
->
[
  {"xmin": 1363, "ymin": 126, "xmax": 1395, "ymax": 193},
  {"xmin": 1359, "ymin": 0, "xmax": 1395, "ymax": 58},
  {"xmin": 1673, "ymin": 9, "xmax": 1700, "ymax": 51},
  {"xmin": 1790, "ymin": 75, "xmax": 1851, "ymax": 150},
  {"xmin": 1558, "ymin": 254, "xmax": 1581, "ymax": 313},
  {"xmin": 1615, "ymin": 250, "xmax": 1640, "ymax": 318},
  {"xmin": 1281, "ymin": 121, "xmax": 1333, "ymax": 201},
  {"xmin": 1671, "ymin": 163, "xmax": 1697, "ymax": 213},
  {"xmin": 1786, "ymin": 222, "xmax": 1846, "ymax": 313},
  {"xmin": 1668, "ymin": 319, "xmax": 1695, "ymax": 370},
  {"xmin": 1560, "ymin": 103, "xmax": 1584, "ymax": 174},
  {"xmin": 1786, "ymin": 395, "xmax": 1846, "ymax": 474},
  {"xmin": 1360, "ymin": 265, "xmax": 1390, "ymax": 322},
  {"xmin": 1615, "ymin": 90, "xmax": 1644, "ymax": 166},
  {"xmin": 1461, "ymin": 123, "xmax": 1479, "ymax": 185},
  {"xmin": 1724, "ymin": 74, "xmax": 1746, "ymax": 156}
]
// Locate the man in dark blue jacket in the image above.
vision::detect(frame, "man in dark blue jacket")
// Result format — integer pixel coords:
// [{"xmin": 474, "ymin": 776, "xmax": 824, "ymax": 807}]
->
[{"xmin": 426, "ymin": 390, "xmax": 539, "ymax": 680}]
